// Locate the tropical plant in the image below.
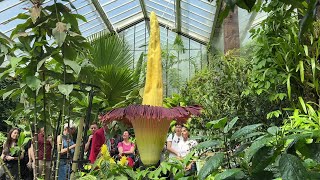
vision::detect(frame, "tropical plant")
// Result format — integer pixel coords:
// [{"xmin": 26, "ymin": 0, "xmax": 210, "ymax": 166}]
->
[
  {"xmin": 196, "ymin": 116, "xmax": 320, "ymax": 180},
  {"xmin": 246, "ymin": 1, "xmax": 320, "ymax": 123},
  {"xmin": 79, "ymin": 144, "xmax": 198, "ymax": 180},
  {"xmin": 0, "ymin": 79, "xmax": 18, "ymax": 131},
  {"xmin": 0, "ymin": 1, "xmax": 91, "ymax": 179},
  {"xmin": 181, "ymin": 49, "xmax": 280, "ymax": 139}
]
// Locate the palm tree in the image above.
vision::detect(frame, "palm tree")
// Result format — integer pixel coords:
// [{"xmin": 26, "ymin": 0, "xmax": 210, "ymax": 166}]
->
[{"xmin": 81, "ymin": 32, "xmax": 142, "ymax": 109}]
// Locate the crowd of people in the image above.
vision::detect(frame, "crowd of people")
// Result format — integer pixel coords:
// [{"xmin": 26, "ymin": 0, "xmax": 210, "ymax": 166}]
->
[{"xmin": 0, "ymin": 121, "xmax": 197, "ymax": 180}]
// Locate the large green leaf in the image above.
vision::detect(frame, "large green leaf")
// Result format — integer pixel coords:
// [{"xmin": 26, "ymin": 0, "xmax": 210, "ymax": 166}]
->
[
  {"xmin": 231, "ymin": 123, "xmax": 263, "ymax": 140},
  {"xmin": 298, "ymin": 97, "xmax": 307, "ymax": 114},
  {"xmin": 195, "ymin": 140, "xmax": 223, "ymax": 150},
  {"xmin": 287, "ymin": 73, "xmax": 291, "ymax": 100},
  {"xmin": 81, "ymin": 31, "xmax": 137, "ymax": 108},
  {"xmin": 63, "ymin": 44, "xmax": 78, "ymax": 61},
  {"xmin": 96, "ymin": 66, "xmax": 136, "ymax": 107},
  {"xmin": 10, "ymin": 57, "xmax": 23, "ymax": 68},
  {"xmin": 58, "ymin": 84, "xmax": 73, "ymax": 98},
  {"xmin": 279, "ymin": 154, "xmax": 308, "ymax": 180},
  {"xmin": 88, "ymin": 31, "xmax": 132, "ymax": 68},
  {"xmin": 64, "ymin": 59, "xmax": 81, "ymax": 75},
  {"xmin": 267, "ymin": 126, "xmax": 279, "ymax": 135},
  {"xmin": 224, "ymin": 116, "xmax": 238, "ymax": 133},
  {"xmin": 237, "ymin": 0, "xmax": 257, "ymax": 11},
  {"xmin": 206, "ymin": 117, "xmax": 228, "ymax": 129},
  {"xmin": 252, "ymin": 146, "xmax": 278, "ymax": 173},
  {"xmin": 17, "ymin": 131, "xmax": 25, "ymax": 147},
  {"xmin": 52, "ymin": 22, "xmax": 67, "ymax": 47},
  {"xmin": 214, "ymin": 168, "xmax": 243, "ymax": 180},
  {"xmin": 245, "ymin": 137, "xmax": 273, "ymax": 163},
  {"xmin": 198, "ymin": 153, "xmax": 224, "ymax": 180},
  {"xmin": 2, "ymin": 89, "xmax": 15, "ymax": 100},
  {"xmin": 298, "ymin": 0, "xmax": 317, "ymax": 40},
  {"xmin": 26, "ymin": 76, "xmax": 41, "ymax": 91},
  {"xmin": 298, "ymin": 61, "xmax": 304, "ymax": 83}
]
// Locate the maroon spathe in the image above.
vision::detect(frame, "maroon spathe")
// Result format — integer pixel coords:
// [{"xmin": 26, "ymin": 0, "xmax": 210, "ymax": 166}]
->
[{"xmin": 99, "ymin": 105, "xmax": 202, "ymax": 124}]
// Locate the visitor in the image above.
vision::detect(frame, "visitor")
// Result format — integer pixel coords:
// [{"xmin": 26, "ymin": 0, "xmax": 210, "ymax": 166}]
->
[
  {"xmin": 89, "ymin": 121, "xmax": 111, "ymax": 163},
  {"xmin": 178, "ymin": 126, "xmax": 198, "ymax": 176},
  {"xmin": 117, "ymin": 130, "xmax": 135, "ymax": 167},
  {"xmin": 84, "ymin": 122, "xmax": 98, "ymax": 158},
  {"xmin": 37, "ymin": 127, "xmax": 53, "ymax": 180},
  {"xmin": 20, "ymin": 135, "xmax": 34, "ymax": 180},
  {"xmin": 166, "ymin": 123, "xmax": 182, "ymax": 159},
  {"xmin": 57, "ymin": 122, "xmax": 77, "ymax": 180},
  {"xmin": 1, "ymin": 128, "xmax": 24, "ymax": 180}
]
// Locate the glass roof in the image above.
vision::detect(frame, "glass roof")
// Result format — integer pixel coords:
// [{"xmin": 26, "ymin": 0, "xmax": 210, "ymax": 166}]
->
[{"xmin": 0, "ymin": 0, "xmax": 266, "ymax": 47}]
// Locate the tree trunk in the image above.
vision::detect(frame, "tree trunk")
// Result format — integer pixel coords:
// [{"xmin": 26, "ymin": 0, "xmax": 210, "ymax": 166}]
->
[{"xmin": 224, "ymin": 6, "xmax": 240, "ymax": 53}]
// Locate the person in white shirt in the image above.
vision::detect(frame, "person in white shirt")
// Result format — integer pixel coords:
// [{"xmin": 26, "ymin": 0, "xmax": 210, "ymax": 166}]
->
[
  {"xmin": 178, "ymin": 126, "xmax": 198, "ymax": 175},
  {"xmin": 166, "ymin": 123, "xmax": 182, "ymax": 159},
  {"xmin": 178, "ymin": 126, "xmax": 198, "ymax": 157}
]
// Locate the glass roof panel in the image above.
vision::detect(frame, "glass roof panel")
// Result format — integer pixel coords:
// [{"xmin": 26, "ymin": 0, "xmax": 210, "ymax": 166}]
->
[
  {"xmin": 145, "ymin": 0, "xmax": 175, "ymax": 24},
  {"xmin": 238, "ymin": 8, "xmax": 268, "ymax": 45},
  {"xmin": 0, "ymin": 0, "xmax": 31, "ymax": 37},
  {"xmin": 180, "ymin": 0, "xmax": 215, "ymax": 42},
  {"xmin": 100, "ymin": 0, "xmax": 142, "ymax": 26},
  {"xmin": 0, "ymin": 0, "xmax": 268, "ymax": 50},
  {"xmin": 82, "ymin": 24, "xmax": 105, "ymax": 37},
  {"xmin": 120, "ymin": 21, "xmax": 149, "ymax": 50}
]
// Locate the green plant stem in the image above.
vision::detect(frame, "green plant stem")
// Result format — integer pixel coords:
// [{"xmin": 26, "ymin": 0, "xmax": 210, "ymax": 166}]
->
[
  {"xmin": 0, "ymin": 158, "xmax": 14, "ymax": 180},
  {"xmin": 224, "ymin": 135, "xmax": 231, "ymax": 169}
]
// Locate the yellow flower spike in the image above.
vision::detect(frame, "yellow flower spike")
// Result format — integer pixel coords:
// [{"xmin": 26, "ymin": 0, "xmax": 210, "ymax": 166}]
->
[
  {"xmin": 84, "ymin": 164, "xmax": 92, "ymax": 170},
  {"xmin": 118, "ymin": 156, "xmax": 128, "ymax": 166},
  {"xmin": 142, "ymin": 11, "xmax": 163, "ymax": 107},
  {"xmin": 109, "ymin": 158, "xmax": 116, "ymax": 164},
  {"xmin": 100, "ymin": 144, "xmax": 110, "ymax": 160}
]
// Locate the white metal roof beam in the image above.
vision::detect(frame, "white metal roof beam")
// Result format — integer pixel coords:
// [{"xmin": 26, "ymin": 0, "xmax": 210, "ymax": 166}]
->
[
  {"xmin": 175, "ymin": 0, "xmax": 181, "ymax": 34},
  {"xmin": 208, "ymin": 0, "xmax": 223, "ymax": 46},
  {"xmin": 139, "ymin": 0, "xmax": 150, "ymax": 32},
  {"xmin": 240, "ymin": 11, "xmax": 258, "ymax": 43},
  {"xmin": 91, "ymin": 0, "xmax": 116, "ymax": 33}
]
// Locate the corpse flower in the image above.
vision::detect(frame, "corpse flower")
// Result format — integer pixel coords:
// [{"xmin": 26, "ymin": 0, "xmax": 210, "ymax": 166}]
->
[{"xmin": 99, "ymin": 12, "xmax": 202, "ymax": 165}]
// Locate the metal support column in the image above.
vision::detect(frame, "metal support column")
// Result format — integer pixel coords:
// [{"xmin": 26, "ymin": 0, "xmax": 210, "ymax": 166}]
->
[{"xmin": 91, "ymin": 0, "xmax": 116, "ymax": 33}]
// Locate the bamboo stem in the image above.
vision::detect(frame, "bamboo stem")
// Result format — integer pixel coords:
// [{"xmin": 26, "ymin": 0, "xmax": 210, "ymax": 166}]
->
[
  {"xmin": 55, "ymin": 60, "xmax": 67, "ymax": 180},
  {"xmin": 70, "ymin": 117, "xmax": 84, "ymax": 180},
  {"xmin": 42, "ymin": 68, "xmax": 47, "ymax": 179},
  {"xmin": 18, "ymin": 154, "xmax": 21, "ymax": 180},
  {"xmin": 0, "ymin": 158, "xmax": 14, "ymax": 180},
  {"xmin": 34, "ymin": 91, "xmax": 39, "ymax": 178}
]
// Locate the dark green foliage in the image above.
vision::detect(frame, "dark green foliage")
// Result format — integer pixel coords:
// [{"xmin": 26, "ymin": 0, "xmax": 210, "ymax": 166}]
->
[
  {"xmin": 83, "ymin": 31, "xmax": 141, "ymax": 109},
  {"xmin": 182, "ymin": 50, "xmax": 277, "ymax": 133},
  {"xmin": 198, "ymin": 153, "xmax": 224, "ymax": 180},
  {"xmin": 0, "ymin": 78, "xmax": 17, "ymax": 131},
  {"xmin": 279, "ymin": 154, "xmax": 308, "ymax": 180}
]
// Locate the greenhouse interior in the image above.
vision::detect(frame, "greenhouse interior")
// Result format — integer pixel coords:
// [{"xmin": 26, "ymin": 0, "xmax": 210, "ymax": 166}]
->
[{"xmin": 0, "ymin": 0, "xmax": 320, "ymax": 179}]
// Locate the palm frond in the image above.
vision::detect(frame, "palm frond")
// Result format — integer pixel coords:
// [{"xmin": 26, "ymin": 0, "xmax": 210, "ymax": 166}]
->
[{"xmin": 88, "ymin": 31, "xmax": 132, "ymax": 68}]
